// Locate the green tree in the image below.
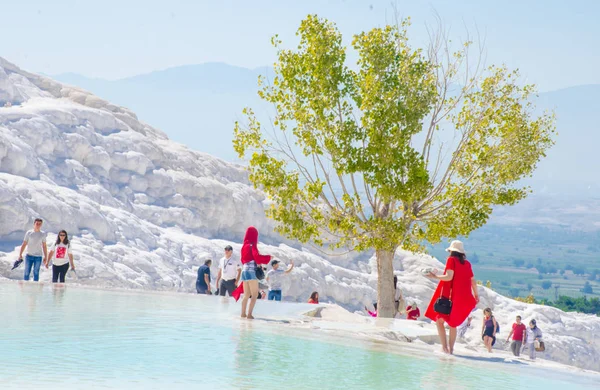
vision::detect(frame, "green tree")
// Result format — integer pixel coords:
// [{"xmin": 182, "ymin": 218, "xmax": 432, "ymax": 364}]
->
[
  {"xmin": 233, "ymin": 15, "xmax": 555, "ymax": 317},
  {"xmin": 512, "ymin": 259, "xmax": 525, "ymax": 267},
  {"xmin": 573, "ymin": 267, "xmax": 586, "ymax": 276},
  {"xmin": 541, "ymin": 280, "xmax": 552, "ymax": 290},
  {"xmin": 582, "ymin": 281, "xmax": 593, "ymax": 294}
]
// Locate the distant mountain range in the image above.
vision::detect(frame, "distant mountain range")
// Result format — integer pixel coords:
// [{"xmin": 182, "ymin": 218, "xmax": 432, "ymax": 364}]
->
[{"xmin": 51, "ymin": 64, "xmax": 600, "ymax": 197}]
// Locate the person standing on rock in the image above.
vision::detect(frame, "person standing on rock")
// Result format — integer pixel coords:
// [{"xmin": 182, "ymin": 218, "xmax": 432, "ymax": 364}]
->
[
  {"xmin": 394, "ymin": 275, "xmax": 405, "ymax": 317},
  {"xmin": 196, "ymin": 259, "xmax": 212, "ymax": 295},
  {"xmin": 481, "ymin": 308, "xmax": 499, "ymax": 353},
  {"xmin": 46, "ymin": 230, "xmax": 75, "ymax": 283},
  {"xmin": 215, "ymin": 245, "xmax": 241, "ymax": 297},
  {"xmin": 506, "ymin": 315, "xmax": 527, "ymax": 357},
  {"xmin": 425, "ymin": 240, "xmax": 479, "ymax": 355},
  {"xmin": 266, "ymin": 259, "xmax": 294, "ymax": 301},
  {"xmin": 18, "ymin": 218, "xmax": 48, "ymax": 282},
  {"xmin": 524, "ymin": 319, "xmax": 543, "ymax": 360},
  {"xmin": 405, "ymin": 302, "xmax": 421, "ymax": 320}
]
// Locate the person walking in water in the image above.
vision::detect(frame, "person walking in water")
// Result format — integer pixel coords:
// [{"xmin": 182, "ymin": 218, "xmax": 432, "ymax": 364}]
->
[
  {"xmin": 425, "ymin": 240, "xmax": 479, "ymax": 355},
  {"xmin": 236, "ymin": 227, "xmax": 271, "ymax": 319},
  {"xmin": 266, "ymin": 259, "xmax": 294, "ymax": 301},
  {"xmin": 308, "ymin": 291, "xmax": 319, "ymax": 304},
  {"xmin": 18, "ymin": 218, "xmax": 48, "ymax": 282},
  {"xmin": 481, "ymin": 308, "xmax": 499, "ymax": 352},
  {"xmin": 46, "ymin": 230, "xmax": 75, "ymax": 283},
  {"xmin": 215, "ymin": 245, "xmax": 241, "ymax": 297},
  {"xmin": 506, "ymin": 315, "xmax": 527, "ymax": 357},
  {"xmin": 196, "ymin": 259, "xmax": 212, "ymax": 295},
  {"xmin": 524, "ymin": 319, "xmax": 543, "ymax": 360}
]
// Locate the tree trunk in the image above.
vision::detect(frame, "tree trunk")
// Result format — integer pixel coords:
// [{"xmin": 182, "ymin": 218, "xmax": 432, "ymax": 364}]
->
[{"xmin": 376, "ymin": 249, "xmax": 396, "ymax": 318}]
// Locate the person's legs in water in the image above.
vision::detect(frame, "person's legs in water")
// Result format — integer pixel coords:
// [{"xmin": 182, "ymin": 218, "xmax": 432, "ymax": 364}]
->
[
  {"xmin": 268, "ymin": 290, "xmax": 282, "ymax": 301},
  {"xmin": 31, "ymin": 256, "xmax": 42, "ymax": 282},
  {"xmin": 24, "ymin": 255, "xmax": 34, "ymax": 281},
  {"xmin": 222, "ymin": 280, "xmax": 236, "ymax": 296},
  {"xmin": 246, "ymin": 280, "xmax": 259, "ymax": 319},
  {"xmin": 58, "ymin": 264, "xmax": 68, "ymax": 283},
  {"xmin": 435, "ymin": 318, "xmax": 449, "ymax": 354},
  {"xmin": 241, "ymin": 280, "xmax": 250, "ymax": 318},
  {"xmin": 52, "ymin": 264, "xmax": 59, "ymax": 283},
  {"xmin": 448, "ymin": 327, "xmax": 457, "ymax": 354}
]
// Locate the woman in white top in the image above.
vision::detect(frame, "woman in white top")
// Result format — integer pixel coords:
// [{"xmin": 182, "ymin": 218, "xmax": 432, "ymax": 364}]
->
[
  {"xmin": 524, "ymin": 319, "xmax": 543, "ymax": 360},
  {"xmin": 394, "ymin": 275, "xmax": 405, "ymax": 318},
  {"xmin": 47, "ymin": 230, "xmax": 75, "ymax": 283}
]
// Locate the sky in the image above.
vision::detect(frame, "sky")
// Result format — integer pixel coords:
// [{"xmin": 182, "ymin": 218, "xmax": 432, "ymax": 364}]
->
[{"xmin": 0, "ymin": 0, "xmax": 598, "ymax": 92}]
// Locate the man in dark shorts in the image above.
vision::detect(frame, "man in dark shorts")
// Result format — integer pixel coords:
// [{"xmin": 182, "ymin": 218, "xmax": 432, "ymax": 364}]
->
[{"xmin": 215, "ymin": 245, "xmax": 241, "ymax": 296}]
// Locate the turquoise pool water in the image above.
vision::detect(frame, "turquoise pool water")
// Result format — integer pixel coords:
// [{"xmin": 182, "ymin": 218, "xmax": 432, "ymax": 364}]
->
[{"xmin": 0, "ymin": 281, "xmax": 596, "ymax": 389}]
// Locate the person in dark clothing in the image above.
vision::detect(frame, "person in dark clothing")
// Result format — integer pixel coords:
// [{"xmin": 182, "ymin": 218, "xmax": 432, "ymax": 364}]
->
[
  {"xmin": 481, "ymin": 307, "xmax": 499, "ymax": 352},
  {"xmin": 196, "ymin": 259, "xmax": 212, "ymax": 294}
]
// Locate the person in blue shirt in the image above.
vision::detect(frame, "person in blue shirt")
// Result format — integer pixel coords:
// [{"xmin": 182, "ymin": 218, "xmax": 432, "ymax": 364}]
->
[
  {"xmin": 266, "ymin": 259, "xmax": 294, "ymax": 301},
  {"xmin": 196, "ymin": 259, "xmax": 212, "ymax": 294}
]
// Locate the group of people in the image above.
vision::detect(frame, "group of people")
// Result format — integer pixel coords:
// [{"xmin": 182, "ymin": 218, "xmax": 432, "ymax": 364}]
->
[
  {"xmin": 364, "ymin": 275, "xmax": 421, "ymax": 320},
  {"xmin": 195, "ymin": 227, "xmax": 319, "ymax": 319},
  {"xmin": 424, "ymin": 240, "xmax": 544, "ymax": 360},
  {"xmin": 17, "ymin": 219, "xmax": 545, "ymax": 359},
  {"xmin": 14, "ymin": 218, "xmax": 76, "ymax": 283}
]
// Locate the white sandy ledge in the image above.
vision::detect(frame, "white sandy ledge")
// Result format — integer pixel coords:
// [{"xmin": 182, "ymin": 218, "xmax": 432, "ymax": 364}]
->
[{"xmin": 283, "ymin": 304, "xmax": 600, "ymax": 378}]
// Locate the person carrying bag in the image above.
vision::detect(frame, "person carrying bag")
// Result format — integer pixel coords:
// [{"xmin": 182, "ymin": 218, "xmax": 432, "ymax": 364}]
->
[{"xmin": 425, "ymin": 241, "xmax": 478, "ymax": 355}]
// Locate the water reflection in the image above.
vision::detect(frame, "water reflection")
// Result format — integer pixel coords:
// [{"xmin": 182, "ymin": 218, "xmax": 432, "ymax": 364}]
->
[{"xmin": 52, "ymin": 284, "xmax": 66, "ymax": 304}]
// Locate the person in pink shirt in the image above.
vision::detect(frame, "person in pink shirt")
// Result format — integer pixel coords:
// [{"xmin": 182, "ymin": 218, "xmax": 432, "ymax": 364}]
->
[
  {"xmin": 506, "ymin": 315, "xmax": 527, "ymax": 356},
  {"xmin": 365, "ymin": 303, "xmax": 377, "ymax": 317},
  {"xmin": 406, "ymin": 303, "xmax": 420, "ymax": 320}
]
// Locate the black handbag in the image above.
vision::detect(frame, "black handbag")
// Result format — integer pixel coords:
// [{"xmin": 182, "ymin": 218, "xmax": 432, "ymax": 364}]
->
[
  {"xmin": 249, "ymin": 243, "xmax": 266, "ymax": 280},
  {"xmin": 433, "ymin": 258, "xmax": 455, "ymax": 315},
  {"xmin": 255, "ymin": 266, "xmax": 265, "ymax": 280},
  {"xmin": 434, "ymin": 296, "xmax": 452, "ymax": 315}
]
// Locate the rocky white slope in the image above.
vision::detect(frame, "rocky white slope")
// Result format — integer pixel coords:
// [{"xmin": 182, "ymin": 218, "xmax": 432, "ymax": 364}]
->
[{"xmin": 0, "ymin": 57, "xmax": 598, "ymax": 372}]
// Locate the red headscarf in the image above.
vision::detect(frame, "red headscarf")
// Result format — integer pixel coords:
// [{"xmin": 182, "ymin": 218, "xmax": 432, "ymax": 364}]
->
[{"xmin": 240, "ymin": 226, "xmax": 271, "ymax": 265}]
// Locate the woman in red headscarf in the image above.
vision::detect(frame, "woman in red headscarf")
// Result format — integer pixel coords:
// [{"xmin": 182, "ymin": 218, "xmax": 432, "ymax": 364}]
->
[
  {"xmin": 425, "ymin": 240, "xmax": 479, "ymax": 354},
  {"xmin": 232, "ymin": 226, "xmax": 271, "ymax": 319}
]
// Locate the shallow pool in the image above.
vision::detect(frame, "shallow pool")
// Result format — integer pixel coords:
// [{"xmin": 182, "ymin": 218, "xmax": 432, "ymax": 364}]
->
[{"xmin": 0, "ymin": 282, "xmax": 596, "ymax": 389}]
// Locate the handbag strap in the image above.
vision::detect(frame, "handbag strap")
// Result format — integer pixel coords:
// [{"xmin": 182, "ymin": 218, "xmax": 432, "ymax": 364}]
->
[{"xmin": 439, "ymin": 257, "xmax": 455, "ymax": 299}]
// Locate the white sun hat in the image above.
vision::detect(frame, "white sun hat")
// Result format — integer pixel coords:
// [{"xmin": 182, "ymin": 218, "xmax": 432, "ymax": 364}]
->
[{"xmin": 446, "ymin": 240, "xmax": 466, "ymax": 254}]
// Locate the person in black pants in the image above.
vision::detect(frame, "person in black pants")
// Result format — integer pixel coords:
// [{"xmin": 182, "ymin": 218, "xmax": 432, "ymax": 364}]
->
[
  {"xmin": 46, "ymin": 230, "xmax": 75, "ymax": 283},
  {"xmin": 215, "ymin": 245, "xmax": 241, "ymax": 296}
]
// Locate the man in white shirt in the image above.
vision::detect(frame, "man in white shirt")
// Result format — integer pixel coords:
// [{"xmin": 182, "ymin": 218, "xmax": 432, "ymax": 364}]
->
[
  {"xmin": 215, "ymin": 245, "xmax": 241, "ymax": 296},
  {"xmin": 18, "ymin": 218, "xmax": 48, "ymax": 282},
  {"xmin": 266, "ymin": 259, "xmax": 294, "ymax": 301}
]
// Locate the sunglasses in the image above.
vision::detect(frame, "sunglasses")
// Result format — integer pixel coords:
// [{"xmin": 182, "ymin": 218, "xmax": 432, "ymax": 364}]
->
[{"xmin": 59, "ymin": 234, "xmax": 66, "ymax": 237}]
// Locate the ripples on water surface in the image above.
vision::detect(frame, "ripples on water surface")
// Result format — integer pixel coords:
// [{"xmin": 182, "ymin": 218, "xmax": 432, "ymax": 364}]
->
[{"xmin": 0, "ymin": 282, "xmax": 596, "ymax": 389}]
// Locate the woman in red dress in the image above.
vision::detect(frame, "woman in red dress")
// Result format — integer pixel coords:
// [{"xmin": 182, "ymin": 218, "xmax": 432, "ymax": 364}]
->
[
  {"xmin": 235, "ymin": 226, "xmax": 272, "ymax": 319},
  {"xmin": 425, "ymin": 240, "xmax": 479, "ymax": 354}
]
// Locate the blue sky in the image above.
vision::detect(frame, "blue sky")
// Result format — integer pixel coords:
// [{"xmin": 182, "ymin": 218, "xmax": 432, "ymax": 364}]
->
[{"xmin": 1, "ymin": 0, "xmax": 598, "ymax": 92}]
